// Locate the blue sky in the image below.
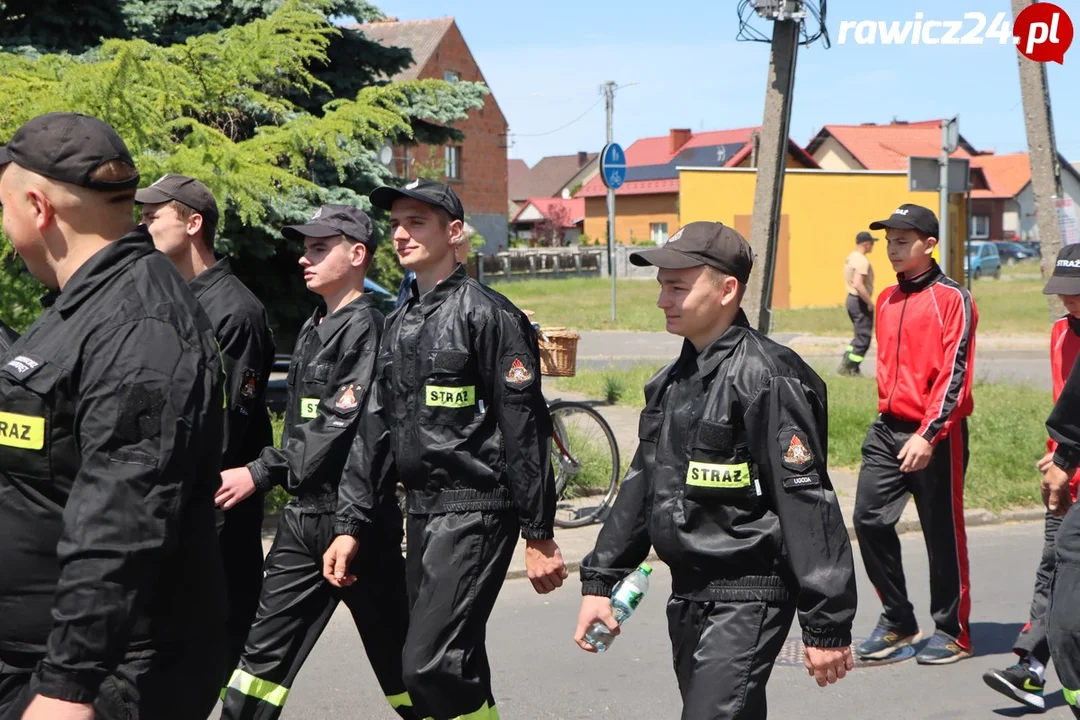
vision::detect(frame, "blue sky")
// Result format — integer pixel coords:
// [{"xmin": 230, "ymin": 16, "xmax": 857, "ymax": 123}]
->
[{"xmin": 372, "ymin": 0, "xmax": 1080, "ymax": 167}]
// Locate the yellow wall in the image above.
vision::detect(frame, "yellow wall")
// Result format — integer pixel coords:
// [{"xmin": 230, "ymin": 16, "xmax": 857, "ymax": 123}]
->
[
  {"xmin": 583, "ymin": 194, "xmax": 679, "ymax": 245},
  {"xmin": 679, "ymin": 168, "xmax": 967, "ymax": 309}
]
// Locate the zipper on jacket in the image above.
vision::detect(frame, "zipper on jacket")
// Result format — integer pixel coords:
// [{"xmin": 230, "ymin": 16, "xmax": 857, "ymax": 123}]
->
[{"xmin": 886, "ymin": 293, "xmax": 908, "ymax": 416}]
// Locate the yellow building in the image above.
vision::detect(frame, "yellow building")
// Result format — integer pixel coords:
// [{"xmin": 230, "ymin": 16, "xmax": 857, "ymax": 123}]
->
[{"xmin": 678, "ymin": 167, "xmax": 968, "ymax": 309}]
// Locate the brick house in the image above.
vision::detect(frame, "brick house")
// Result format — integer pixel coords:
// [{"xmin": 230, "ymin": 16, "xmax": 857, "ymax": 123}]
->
[{"xmin": 354, "ymin": 17, "xmax": 509, "ymax": 250}]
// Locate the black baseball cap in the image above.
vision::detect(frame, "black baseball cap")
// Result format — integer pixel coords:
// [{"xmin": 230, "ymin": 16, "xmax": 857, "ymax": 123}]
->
[
  {"xmin": 282, "ymin": 204, "xmax": 374, "ymax": 246},
  {"xmin": 135, "ymin": 174, "xmax": 219, "ymax": 227},
  {"xmin": 0, "ymin": 112, "xmax": 139, "ymax": 191},
  {"xmin": 856, "ymin": 231, "xmax": 878, "ymax": 244},
  {"xmin": 1043, "ymin": 244, "xmax": 1080, "ymax": 296},
  {"xmin": 629, "ymin": 221, "xmax": 754, "ymax": 283},
  {"xmin": 869, "ymin": 203, "xmax": 939, "ymax": 238},
  {"xmin": 369, "ymin": 178, "xmax": 465, "ymax": 222}
]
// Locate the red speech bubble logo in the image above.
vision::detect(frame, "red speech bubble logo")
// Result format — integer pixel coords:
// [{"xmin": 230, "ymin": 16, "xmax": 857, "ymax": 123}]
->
[{"xmin": 1014, "ymin": 2, "xmax": 1074, "ymax": 64}]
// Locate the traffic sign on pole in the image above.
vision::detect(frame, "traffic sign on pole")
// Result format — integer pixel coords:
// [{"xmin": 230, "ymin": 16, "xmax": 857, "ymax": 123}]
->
[{"xmin": 601, "ymin": 143, "xmax": 626, "ymax": 190}]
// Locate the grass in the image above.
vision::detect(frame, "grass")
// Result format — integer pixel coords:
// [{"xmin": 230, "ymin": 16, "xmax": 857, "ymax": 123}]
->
[
  {"xmin": 552, "ymin": 364, "xmax": 1053, "ymax": 512},
  {"xmin": 493, "ymin": 274, "xmax": 1058, "ymax": 337}
]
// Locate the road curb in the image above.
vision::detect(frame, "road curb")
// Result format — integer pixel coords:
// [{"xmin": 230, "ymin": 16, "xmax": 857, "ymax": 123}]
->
[{"xmin": 262, "ymin": 504, "xmax": 1050, "ymax": 583}]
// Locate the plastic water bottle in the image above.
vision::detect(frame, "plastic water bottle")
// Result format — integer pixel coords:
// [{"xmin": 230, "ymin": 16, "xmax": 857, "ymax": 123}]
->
[{"xmin": 584, "ymin": 563, "xmax": 653, "ymax": 652}]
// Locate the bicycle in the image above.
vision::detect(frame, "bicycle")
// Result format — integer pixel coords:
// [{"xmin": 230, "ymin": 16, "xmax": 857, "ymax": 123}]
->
[
  {"xmin": 531, "ymin": 323, "xmax": 621, "ymax": 529},
  {"xmin": 393, "ymin": 324, "xmax": 623, "ymax": 530}
]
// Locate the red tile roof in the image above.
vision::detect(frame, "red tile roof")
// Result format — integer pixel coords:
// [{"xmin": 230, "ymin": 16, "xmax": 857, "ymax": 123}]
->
[
  {"xmin": 969, "ymin": 153, "xmax": 1032, "ymax": 199},
  {"xmin": 575, "ymin": 126, "xmax": 815, "ymax": 198},
  {"xmin": 511, "ymin": 197, "xmax": 586, "ymax": 226},
  {"xmin": 807, "ymin": 120, "xmax": 976, "ymax": 171},
  {"xmin": 349, "ymin": 18, "xmax": 455, "ymax": 81}
]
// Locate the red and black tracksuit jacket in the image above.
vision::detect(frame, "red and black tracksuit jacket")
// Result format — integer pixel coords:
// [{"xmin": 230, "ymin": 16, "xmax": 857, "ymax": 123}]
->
[
  {"xmin": 854, "ymin": 261, "xmax": 978, "ymax": 650},
  {"xmin": 1048, "ymin": 315, "xmax": 1080, "ymax": 502}
]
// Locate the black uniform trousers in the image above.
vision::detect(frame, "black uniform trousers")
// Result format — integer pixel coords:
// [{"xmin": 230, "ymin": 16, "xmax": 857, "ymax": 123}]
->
[
  {"xmin": 0, "ymin": 639, "xmax": 227, "ymax": 720},
  {"xmin": 854, "ymin": 415, "xmax": 972, "ymax": 649},
  {"xmin": 219, "ymin": 493, "xmax": 267, "ymax": 677},
  {"xmin": 1013, "ymin": 511, "xmax": 1063, "ymax": 665},
  {"xmin": 221, "ymin": 501, "xmax": 416, "ymax": 720},
  {"xmin": 402, "ymin": 509, "xmax": 519, "ymax": 720},
  {"xmin": 1049, "ymin": 502, "xmax": 1080, "ymax": 715},
  {"xmin": 667, "ymin": 597, "xmax": 797, "ymax": 720},
  {"xmin": 845, "ymin": 295, "xmax": 873, "ymax": 365}
]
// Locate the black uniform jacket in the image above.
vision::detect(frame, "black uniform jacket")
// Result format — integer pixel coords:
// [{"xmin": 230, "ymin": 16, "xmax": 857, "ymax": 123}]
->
[
  {"xmin": 580, "ymin": 311, "xmax": 857, "ymax": 648},
  {"xmin": 191, "ymin": 258, "xmax": 274, "ymax": 470},
  {"xmin": 335, "ymin": 264, "xmax": 556, "ymax": 541},
  {"xmin": 248, "ymin": 293, "xmax": 383, "ymax": 507},
  {"xmin": 0, "ymin": 229, "xmax": 226, "ymax": 701}
]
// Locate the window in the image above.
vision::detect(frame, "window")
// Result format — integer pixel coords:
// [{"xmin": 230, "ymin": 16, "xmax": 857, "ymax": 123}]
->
[
  {"xmin": 445, "ymin": 146, "xmax": 461, "ymax": 181},
  {"xmin": 651, "ymin": 222, "xmax": 669, "ymax": 246},
  {"xmin": 971, "ymin": 214, "xmax": 990, "ymax": 239},
  {"xmin": 444, "ymin": 70, "xmax": 459, "ymax": 83}
]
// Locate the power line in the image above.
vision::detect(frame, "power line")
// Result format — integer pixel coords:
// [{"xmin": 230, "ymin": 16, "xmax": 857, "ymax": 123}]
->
[{"xmin": 509, "ymin": 99, "xmax": 603, "ymax": 138}]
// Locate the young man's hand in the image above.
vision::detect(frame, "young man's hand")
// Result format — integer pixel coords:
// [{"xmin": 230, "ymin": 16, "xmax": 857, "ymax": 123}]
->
[
  {"xmin": 573, "ymin": 595, "xmax": 619, "ymax": 652},
  {"xmin": 322, "ymin": 535, "xmax": 360, "ymax": 588},
  {"xmin": 1042, "ymin": 464, "xmax": 1075, "ymax": 517},
  {"xmin": 525, "ymin": 539, "xmax": 568, "ymax": 594},
  {"xmin": 1037, "ymin": 451, "xmax": 1056, "ymax": 475},
  {"xmin": 804, "ymin": 646, "xmax": 854, "ymax": 687},
  {"xmin": 21, "ymin": 696, "xmax": 94, "ymax": 720},
  {"xmin": 216, "ymin": 467, "xmax": 256, "ymax": 509},
  {"xmin": 897, "ymin": 434, "xmax": 933, "ymax": 473}
]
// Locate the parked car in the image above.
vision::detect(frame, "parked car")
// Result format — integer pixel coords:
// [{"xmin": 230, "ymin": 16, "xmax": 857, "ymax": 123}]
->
[
  {"xmin": 993, "ymin": 241, "xmax": 1037, "ymax": 265},
  {"xmin": 965, "ymin": 241, "xmax": 1002, "ymax": 280},
  {"xmin": 265, "ymin": 277, "xmax": 396, "ymax": 415}
]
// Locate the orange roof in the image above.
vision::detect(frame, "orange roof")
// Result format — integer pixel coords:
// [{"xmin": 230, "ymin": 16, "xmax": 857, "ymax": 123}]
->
[
  {"xmin": 809, "ymin": 120, "xmax": 974, "ymax": 171},
  {"xmin": 969, "ymin": 153, "xmax": 1032, "ymax": 199}
]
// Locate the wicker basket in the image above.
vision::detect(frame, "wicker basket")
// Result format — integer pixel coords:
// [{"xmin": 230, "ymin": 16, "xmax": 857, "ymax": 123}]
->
[{"xmin": 537, "ymin": 327, "xmax": 580, "ymax": 377}]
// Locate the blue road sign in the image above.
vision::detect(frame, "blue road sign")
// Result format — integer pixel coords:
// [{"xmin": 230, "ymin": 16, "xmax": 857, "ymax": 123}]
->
[{"xmin": 600, "ymin": 142, "xmax": 626, "ymax": 190}]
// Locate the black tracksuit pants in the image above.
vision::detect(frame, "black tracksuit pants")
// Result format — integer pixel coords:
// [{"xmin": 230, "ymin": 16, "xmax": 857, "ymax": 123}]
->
[
  {"xmin": 220, "ymin": 493, "xmax": 267, "ymax": 678},
  {"xmin": 854, "ymin": 415, "xmax": 972, "ymax": 650},
  {"xmin": 1049, "ymin": 502, "xmax": 1080, "ymax": 715},
  {"xmin": 402, "ymin": 509, "xmax": 519, "ymax": 720},
  {"xmin": 1013, "ymin": 511, "xmax": 1062, "ymax": 665},
  {"xmin": 667, "ymin": 597, "xmax": 797, "ymax": 720},
  {"xmin": 845, "ymin": 295, "xmax": 873, "ymax": 365},
  {"xmin": 221, "ymin": 501, "xmax": 416, "ymax": 720}
]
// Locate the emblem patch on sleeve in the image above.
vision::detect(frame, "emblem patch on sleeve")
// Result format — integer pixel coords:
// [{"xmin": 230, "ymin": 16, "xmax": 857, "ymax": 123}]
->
[
  {"xmin": 239, "ymin": 368, "xmax": 259, "ymax": 400},
  {"xmin": 505, "ymin": 357, "xmax": 533, "ymax": 387},
  {"xmin": 334, "ymin": 384, "xmax": 359, "ymax": 413},
  {"xmin": 779, "ymin": 427, "xmax": 815, "ymax": 472}
]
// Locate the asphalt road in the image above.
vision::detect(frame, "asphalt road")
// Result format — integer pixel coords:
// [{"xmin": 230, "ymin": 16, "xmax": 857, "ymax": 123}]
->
[{"xmin": 221, "ymin": 520, "xmax": 1075, "ymax": 719}]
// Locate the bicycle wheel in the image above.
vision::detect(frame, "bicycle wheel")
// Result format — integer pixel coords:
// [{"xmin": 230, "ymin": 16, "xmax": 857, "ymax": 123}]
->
[{"xmin": 548, "ymin": 400, "xmax": 620, "ymax": 528}]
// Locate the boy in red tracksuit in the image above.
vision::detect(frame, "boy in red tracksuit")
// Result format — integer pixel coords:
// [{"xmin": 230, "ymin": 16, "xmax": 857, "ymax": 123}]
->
[
  {"xmin": 852, "ymin": 204, "xmax": 978, "ymax": 666},
  {"xmin": 983, "ymin": 243, "xmax": 1080, "ymax": 711}
]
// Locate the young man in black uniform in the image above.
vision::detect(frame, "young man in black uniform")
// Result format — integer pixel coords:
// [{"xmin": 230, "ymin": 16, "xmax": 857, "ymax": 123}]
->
[
  {"xmin": 0, "ymin": 113, "xmax": 228, "ymax": 719},
  {"xmin": 215, "ymin": 205, "xmax": 415, "ymax": 720},
  {"xmin": 136, "ymin": 173, "xmax": 275, "ymax": 675},
  {"xmin": 574, "ymin": 222, "xmax": 857, "ymax": 719},
  {"xmin": 1043, "ymin": 338, "xmax": 1080, "ymax": 718},
  {"xmin": 326, "ymin": 179, "xmax": 568, "ymax": 720}
]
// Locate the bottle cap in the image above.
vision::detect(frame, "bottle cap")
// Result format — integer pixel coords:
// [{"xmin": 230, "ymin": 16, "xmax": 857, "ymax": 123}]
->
[{"xmin": 639, "ymin": 563, "xmax": 652, "ymax": 575}]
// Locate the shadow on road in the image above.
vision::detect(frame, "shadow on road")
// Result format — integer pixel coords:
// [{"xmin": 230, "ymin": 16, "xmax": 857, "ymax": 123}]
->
[
  {"xmin": 991, "ymin": 691, "xmax": 1070, "ymax": 716},
  {"xmin": 969, "ymin": 621, "xmax": 1026, "ymax": 657}
]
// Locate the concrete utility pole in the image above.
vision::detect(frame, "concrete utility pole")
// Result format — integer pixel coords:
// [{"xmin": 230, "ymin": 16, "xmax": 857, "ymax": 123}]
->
[
  {"xmin": 1012, "ymin": 0, "xmax": 1065, "ymax": 319},
  {"xmin": 744, "ymin": 5, "xmax": 801, "ymax": 334},
  {"xmin": 603, "ymin": 81, "xmax": 617, "ymax": 323}
]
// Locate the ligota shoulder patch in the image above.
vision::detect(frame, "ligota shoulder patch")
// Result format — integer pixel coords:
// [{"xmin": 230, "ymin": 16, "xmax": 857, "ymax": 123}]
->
[
  {"xmin": 239, "ymin": 368, "xmax": 259, "ymax": 400},
  {"xmin": 504, "ymin": 357, "xmax": 533, "ymax": 388},
  {"xmin": 334, "ymin": 384, "xmax": 360, "ymax": 413},
  {"xmin": 779, "ymin": 427, "xmax": 815, "ymax": 472}
]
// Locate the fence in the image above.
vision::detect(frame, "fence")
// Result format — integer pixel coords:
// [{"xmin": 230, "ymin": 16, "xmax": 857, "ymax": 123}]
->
[{"xmin": 477, "ymin": 246, "xmax": 658, "ymax": 283}]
